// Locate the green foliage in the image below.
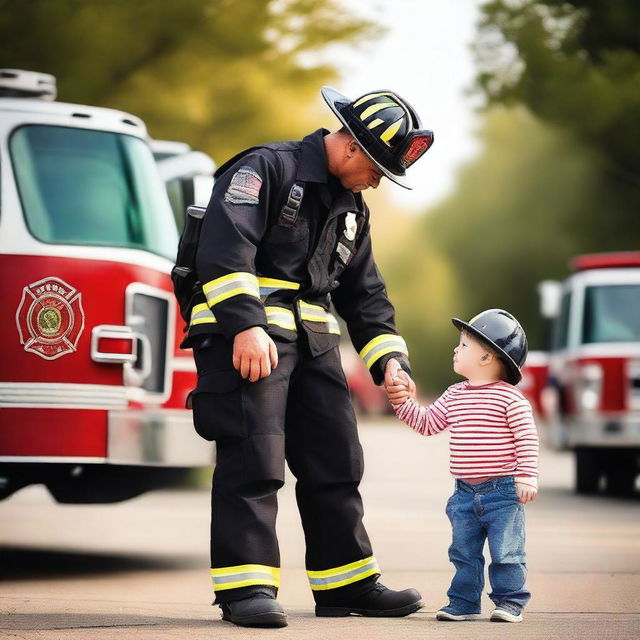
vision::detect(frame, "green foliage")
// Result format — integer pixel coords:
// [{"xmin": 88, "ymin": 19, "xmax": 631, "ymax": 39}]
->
[
  {"xmin": 387, "ymin": 0, "xmax": 640, "ymax": 393},
  {"xmin": 385, "ymin": 232, "xmax": 464, "ymax": 394},
  {"xmin": 475, "ymin": 0, "xmax": 640, "ymax": 189},
  {"xmin": 387, "ymin": 107, "xmax": 638, "ymax": 392},
  {"xmin": 425, "ymin": 106, "xmax": 638, "ymax": 338},
  {"xmin": 0, "ymin": 0, "xmax": 378, "ymax": 162}
]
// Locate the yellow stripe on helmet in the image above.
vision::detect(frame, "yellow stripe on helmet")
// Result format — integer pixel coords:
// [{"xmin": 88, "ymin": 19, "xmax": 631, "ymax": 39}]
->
[
  {"xmin": 360, "ymin": 101, "xmax": 397, "ymax": 121},
  {"xmin": 353, "ymin": 92, "xmax": 393, "ymax": 108},
  {"xmin": 380, "ymin": 116, "xmax": 405, "ymax": 144}
]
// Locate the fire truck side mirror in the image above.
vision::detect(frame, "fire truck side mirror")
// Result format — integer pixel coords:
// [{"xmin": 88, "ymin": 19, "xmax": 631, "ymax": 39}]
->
[{"xmin": 538, "ymin": 280, "xmax": 562, "ymax": 319}]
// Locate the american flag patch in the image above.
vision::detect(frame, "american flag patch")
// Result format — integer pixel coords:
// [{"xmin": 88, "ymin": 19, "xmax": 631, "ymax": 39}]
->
[{"xmin": 224, "ymin": 166, "xmax": 263, "ymax": 205}]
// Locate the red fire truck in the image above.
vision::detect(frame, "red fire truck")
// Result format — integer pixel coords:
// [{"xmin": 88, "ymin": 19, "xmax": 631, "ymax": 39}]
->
[
  {"xmin": 0, "ymin": 69, "xmax": 214, "ymax": 503},
  {"xmin": 534, "ymin": 252, "xmax": 640, "ymax": 496}
]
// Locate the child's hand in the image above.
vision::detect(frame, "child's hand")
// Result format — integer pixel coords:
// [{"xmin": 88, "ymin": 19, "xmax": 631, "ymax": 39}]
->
[
  {"xmin": 516, "ymin": 482, "xmax": 537, "ymax": 504},
  {"xmin": 385, "ymin": 369, "xmax": 416, "ymax": 406}
]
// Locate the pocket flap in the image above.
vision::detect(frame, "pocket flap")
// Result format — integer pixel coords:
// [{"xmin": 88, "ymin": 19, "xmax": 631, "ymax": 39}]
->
[
  {"xmin": 265, "ymin": 223, "xmax": 308, "ymax": 244},
  {"xmin": 194, "ymin": 370, "xmax": 241, "ymax": 394}
]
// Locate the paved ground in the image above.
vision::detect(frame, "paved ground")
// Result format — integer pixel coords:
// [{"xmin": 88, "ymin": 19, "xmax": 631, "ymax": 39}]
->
[{"xmin": 1, "ymin": 418, "xmax": 639, "ymax": 639}]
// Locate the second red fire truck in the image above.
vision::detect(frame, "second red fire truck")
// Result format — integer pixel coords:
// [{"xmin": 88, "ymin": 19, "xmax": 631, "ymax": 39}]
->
[{"xmin": 527, "ymin": 252, "xmax": 640, "ymax": 496}]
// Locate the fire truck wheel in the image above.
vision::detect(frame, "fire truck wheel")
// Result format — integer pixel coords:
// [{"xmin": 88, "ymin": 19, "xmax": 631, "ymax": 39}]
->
[
  {"xmin": 575, "ymin": 448, "xmax": 601, "ymax": 495},
  {"xmin": 603, "ymin": 453, "xmax": 638, "ymax": 497},
  {"xmin": 47, "ymin": 466, "xmax": 193, "ymax": 504}
]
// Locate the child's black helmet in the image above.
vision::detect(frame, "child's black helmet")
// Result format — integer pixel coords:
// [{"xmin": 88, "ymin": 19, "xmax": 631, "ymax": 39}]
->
[
  {"xmin": 321, "ymin": 86, "xmax": 434, "ymax": 190},
  {"xmin": 451, "ymin": 309, "xmax": 528, "ymax": 385}
]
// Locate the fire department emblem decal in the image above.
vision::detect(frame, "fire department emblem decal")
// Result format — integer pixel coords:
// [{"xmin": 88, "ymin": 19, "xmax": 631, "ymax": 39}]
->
[{"xmin": 16, "ymin": 277, "xmax": 85, "ymax": 360}]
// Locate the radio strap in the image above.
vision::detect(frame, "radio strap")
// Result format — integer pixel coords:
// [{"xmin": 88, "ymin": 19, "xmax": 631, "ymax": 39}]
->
[{"xmin": 279, "ymin": 182, "xmax": 305, "ymax": 227}]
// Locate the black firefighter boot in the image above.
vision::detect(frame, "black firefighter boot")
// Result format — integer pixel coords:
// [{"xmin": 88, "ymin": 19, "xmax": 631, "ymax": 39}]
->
[
  {"xmin": 315, "ymin": 580, "xmax": 423, "ymax": 618},
  {"xmin": 219, "ymin": 588, "xmax": 287, "ymax": 628}
]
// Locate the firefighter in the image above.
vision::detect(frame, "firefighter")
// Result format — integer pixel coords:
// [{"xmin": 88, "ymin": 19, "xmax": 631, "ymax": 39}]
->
[{"xmin": 183, "ymin": 87, "xmax": 434, "ymax": 627}]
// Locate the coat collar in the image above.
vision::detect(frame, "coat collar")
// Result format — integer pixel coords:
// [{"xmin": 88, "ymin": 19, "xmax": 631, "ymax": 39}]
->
[
  {"xmin": 298, "ymin": 129, "xmax": 367, "ymax": 217},
  {"xmin": 297, "ymin": 128, "xmax": 331, "ymax": 183}
]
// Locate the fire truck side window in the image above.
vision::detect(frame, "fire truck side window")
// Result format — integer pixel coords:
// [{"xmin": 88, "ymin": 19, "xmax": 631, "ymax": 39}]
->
[
  {"xmin": 583, "ymin": 285, "xmax": 640, "ymax": 344},
  {"xmin": 10, "ymin": 125, "xmax": 178, "ymax": 260},
  {"xmin": 552, "ymin": 291, "xmax": 571, "ymax": 351},
  {"xmin": 165, "ymin": 177, "xmax": 191, "ymax": 234}
]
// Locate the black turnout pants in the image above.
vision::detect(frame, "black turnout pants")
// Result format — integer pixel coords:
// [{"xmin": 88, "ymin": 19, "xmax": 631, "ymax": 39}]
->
[{"xmin": 192, "ymin": 335, "xmax": 375, "ymax": 603}]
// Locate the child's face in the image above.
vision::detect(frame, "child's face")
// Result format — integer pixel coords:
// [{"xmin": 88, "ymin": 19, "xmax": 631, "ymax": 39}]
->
[{"xmin": 453, "ymin": 331, "xmax": 490, "ymax": 378}]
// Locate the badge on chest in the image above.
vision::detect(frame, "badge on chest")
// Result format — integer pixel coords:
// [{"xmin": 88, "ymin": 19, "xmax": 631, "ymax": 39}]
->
[
  {"xmin": 344, "ymin": 212, "xmax": 358, "ymax": 241},
  {"xmin": 336, "ymin": 212, "xmax": 360, "ymax": 266}
]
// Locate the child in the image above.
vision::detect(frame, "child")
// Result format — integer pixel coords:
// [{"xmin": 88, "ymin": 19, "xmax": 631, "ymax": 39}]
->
[{"xmin": 387, "ymin": 309, "xmax": 538, "ymax": 623}]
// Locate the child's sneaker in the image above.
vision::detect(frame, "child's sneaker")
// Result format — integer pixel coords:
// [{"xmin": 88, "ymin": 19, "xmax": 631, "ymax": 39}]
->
[
  {"xmin": 436, "ymin": 604, "xmax": 480, "ymax": 621},
  {"xmin": 490, "ymin": 602, "xmax": 523, "ymax": 623}
]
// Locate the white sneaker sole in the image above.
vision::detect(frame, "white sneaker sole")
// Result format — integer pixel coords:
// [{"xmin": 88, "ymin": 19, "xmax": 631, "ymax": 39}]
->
[
  {"xmin": 436, "ymin": 610, "xmax": 481, "ymax": 621},
  {"xmin": 490, "ymin": 609, "xmax": 523, "ymax": 623}
]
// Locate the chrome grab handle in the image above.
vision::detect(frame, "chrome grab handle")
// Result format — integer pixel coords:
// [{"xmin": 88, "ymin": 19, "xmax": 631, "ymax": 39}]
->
[
  {"xmin": 124, "ymin": 314, "xmax": 153, "ymax": 386},
  {"xmin": 128, "ymin": 333, "xmax": 152, "ymax": 383},
  {"xmin": 91, "ymin": 325, "xmax": 137, "ymax": 365}
]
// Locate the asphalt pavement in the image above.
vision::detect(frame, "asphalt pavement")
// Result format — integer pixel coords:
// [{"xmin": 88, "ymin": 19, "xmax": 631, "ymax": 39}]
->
[{"xmin": 1, "ymin": 418, "xmax": 639, "ymax": 639}]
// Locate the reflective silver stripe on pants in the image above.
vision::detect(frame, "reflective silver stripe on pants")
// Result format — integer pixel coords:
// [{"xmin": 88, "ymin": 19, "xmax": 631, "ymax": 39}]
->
[
  {"xmin": 213, "ymin": 571, "xmax": 275, "ymax": 585},
  {"xmin": 308, "ymin": 558, "xmax": 379, "ymax": 589},
  {"xmin": 211, "ymin": 564, "xmax": 280, "ymax": 591}
]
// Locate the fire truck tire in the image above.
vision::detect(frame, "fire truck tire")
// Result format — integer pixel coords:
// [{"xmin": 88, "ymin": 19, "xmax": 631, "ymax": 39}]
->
[
  {"xmin": 46, "ymin": 466, "xmax": 193, "ymax": 504},
  {"xmin": 575, "ymin": 448, "xmax": 600, "ymax": 495},
  {"xmin": 603, "ymin": 452, "xmax": 638, "ymax": 497}
]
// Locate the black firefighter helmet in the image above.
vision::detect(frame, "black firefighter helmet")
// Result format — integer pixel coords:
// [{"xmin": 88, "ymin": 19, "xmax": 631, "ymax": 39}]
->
[
  {"xmin": 451, "ymin": 309, "xmax": 528, "ymax": 385},
  {"xmin": 321, "ymin": 86, "xmax": 434, "ymax": 190}
]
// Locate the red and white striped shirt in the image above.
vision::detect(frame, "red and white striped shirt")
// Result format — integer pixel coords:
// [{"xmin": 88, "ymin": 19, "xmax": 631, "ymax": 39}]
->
[{"xmin": 395, "ymin": 381, "xmax": 539, "ymax": 489}]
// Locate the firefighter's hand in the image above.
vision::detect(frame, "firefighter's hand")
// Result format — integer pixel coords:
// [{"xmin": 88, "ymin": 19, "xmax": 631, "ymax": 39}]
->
[
  {"xmin": 516, "ymin": 482, "xmax": 538, "ymax": 504},
  {"xmin": 385, "ymin": 371, "xmax": 417, "ymax": 405},
  {"xmin": 384, "ymin": 359, "xmax": 416, "ymax": 405},
  {"xmin": 233, "ymin": 327, "xmax": 278, "ymax": 382}
]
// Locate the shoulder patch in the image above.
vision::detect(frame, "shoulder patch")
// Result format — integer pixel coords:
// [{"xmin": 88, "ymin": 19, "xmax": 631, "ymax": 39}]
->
[{"xmin": 224, "ymin": 166, "xmax": 262, "ymax": 205}]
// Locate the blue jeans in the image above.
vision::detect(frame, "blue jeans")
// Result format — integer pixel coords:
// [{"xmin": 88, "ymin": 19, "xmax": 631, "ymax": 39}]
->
[{"xmin": 444, "ymin": 476, "xmax": 530, "ymax": 614}]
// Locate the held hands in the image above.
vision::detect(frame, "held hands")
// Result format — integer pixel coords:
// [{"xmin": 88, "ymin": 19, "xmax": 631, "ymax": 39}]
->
[
  {"xmin": 384, "ymin": 358, "xmax": 416, "ymax": 406},
  {"xmin": 516, "ymin": 482, "xmax": 538, "ymax": 504},
  {"xmin": 233, "ymin": 327, "xmax": 278, "ymax": 382}
]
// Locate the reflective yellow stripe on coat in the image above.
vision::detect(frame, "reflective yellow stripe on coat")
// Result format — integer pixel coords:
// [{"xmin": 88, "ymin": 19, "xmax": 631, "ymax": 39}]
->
[
  {"xmin": 258, "ymin": 277, "xmax": 300, "ymax": 299},
  {"xmin": 298, "ymin": 301, "xmax": 341, "ymax": 335},
  {"xmin": 190, "ymin": 302, "xmax": 217, "ymax": 326},
  {"xmin": 359, "ymin": 334, "xmax": 408, "ymax": 369},
  {"xmin": 202, "ymin": 272, "xmax": 260, "ymax": 307},
  {"xmin": 307, "ymin": 556, "xmax": 380, "ymax": 591},
  {"xmin": 211, "ymin": 564, "xmax": 280, "ymax": 591},
  {"xmin": 190, "ymin": 304, "xmax": 295, "ymax": 331},
  {"xmin": 265, "ymin": 306, "xmax": 296, "ymax": 331}
]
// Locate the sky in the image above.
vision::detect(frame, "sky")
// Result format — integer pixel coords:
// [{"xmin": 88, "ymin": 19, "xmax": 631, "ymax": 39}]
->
[{"xmin": 328, "ymin": 0, "xmax": 483, "ymax": 212}]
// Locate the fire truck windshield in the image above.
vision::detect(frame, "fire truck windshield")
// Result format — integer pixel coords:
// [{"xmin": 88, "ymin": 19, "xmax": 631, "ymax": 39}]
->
[
  {"xmin": 583, "ymin": 285, "xmax": 640, "ymax": 344},
  {"xmin": 10, "ymin": 125, "xmax": 178, "ymax": 260}
]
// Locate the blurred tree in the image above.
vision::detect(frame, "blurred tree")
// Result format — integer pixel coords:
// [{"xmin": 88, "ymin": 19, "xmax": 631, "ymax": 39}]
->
[
  {"xmin": 385, "ymin": 234, "xmax": 463, "ymax": 395},
  {"xmin": 0, "ymin": 0, "xmax": 378, "ymax": 162},
  {"xmin": 386, "ymin": 106, "xmax": 637, "ymax": 391},
  {"xmin": 386, "ymin": 0, "xmax": 640, "ymax": 393},
  {"xmin": 475, "ymin": 0, "xmax": 640, "ymax": 206}
]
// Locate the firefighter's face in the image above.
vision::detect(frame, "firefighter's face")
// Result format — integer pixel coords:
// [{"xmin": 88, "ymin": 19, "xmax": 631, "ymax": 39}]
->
[{"xmin": 341, "ymin": 143, "xmax": 384, "ymax": 192}]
